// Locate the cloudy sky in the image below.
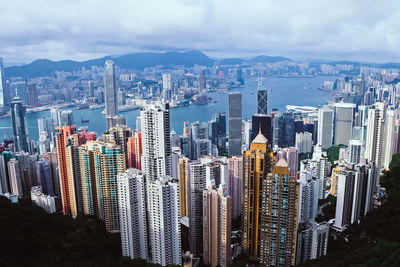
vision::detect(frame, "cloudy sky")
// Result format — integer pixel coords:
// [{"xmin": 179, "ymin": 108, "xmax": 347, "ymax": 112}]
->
[{"xmin": 1, "ymin": 0, "xmax": 400, "ymax": 65}]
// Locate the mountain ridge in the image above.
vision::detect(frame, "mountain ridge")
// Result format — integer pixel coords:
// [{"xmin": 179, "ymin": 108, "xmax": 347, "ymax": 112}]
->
[{"xmin": 4, "ymin": 50, "xmax": 293, "ymax": 78}]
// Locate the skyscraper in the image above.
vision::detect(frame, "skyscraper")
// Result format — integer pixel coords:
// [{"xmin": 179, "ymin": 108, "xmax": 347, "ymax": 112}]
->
[
  {"xmin": 273, "ymin": 112, "xmax": 295, "ymax": 148},
  {"xmin": 10, "ymin": 94, "xmax": 29, "ymax": 152},
  {"xmin": 188, "ymin": 160, "xmax": 207, "ymax": 256},
  {"xmin": 104, "ymin": 60, "xmax": 118, "ymax": 129},
  {"xmin": 27, "ymin": 83, "xmax": 37, "ymax": 106},
  {"xmin": 348, "ymin": 139, "xmax": 365, "ymax": 164},
  {"xmin": 365, "ymin": 102, "xmax": 385, "ymax": 173},
  {"xmin": 96, "ymin": 142, "xmax": 125, "ymax": 232},
  {"xmin": 198, "ymin": 70, "xmax": 206, "ymax": 93},
  {"xmin": 203, "ymin": 185, "xmax": 232, "ymax": 267},
  {"xmin": 242, "ymin": 131, "xmax": 272, "ymax": 260},
  {"xmin": 251, "ymin": 114, "xmax": 273, "ymax": 144},
  {"xmin": 60, "ymin": 110, "xmax": 74, "ymax": 126},
  {"xmin": 257, "ymin": 90, "xmax": 268, "ymax": 115},
  {"xmin": 163, "ymin": 73, "xmax": 172, "ymax": 101},
  {"xmin": 317, "ymin": 107, "xmax": 334, "ymax": 148},
  {"xmin": 296, "ymin": 132, "xmax": 313, "ymax": 154},
  {"xmin": 296, "ymin": 221, "xmax": 329, "ymax": 264},
  {"xmin": 55, "ymin": 125, "xmax": 77, "ymax": 215},
  {"xmin": 147, "ymin": 176, "xmax": 181, "ymax": 266},
  {"xmin": 259, "ymin": 159, "xmax": 298, "ymax": 266},
  {"xmin": 382, "ymin": 109, "xmax": 395, "ymax": 169},
  {"xmin": 88, "ymin": 80, "xmax": 95, "ymax": 97},
  {"xmin": 0, "ymin": 57, "xmax": 6, "ymax": 108},
  {"xmin": 117, "ymin": 169, "xmax": 148, "ymax": 260},
  {"xmin": 228, "ymin": 92, "xmax": 242, "ymax": 157},
  {"xmin": 127, "ymin": 132, "xmax": 142, "ymax": 170},
  {"xmin": 140, "ymin": 103, "xmax": 171, "ymax": 182},
  {"xmin": 334, "ymin": 103, "xmax": 356, "ymax": 145},
  {"xmin": 227, "ymin": 156, "xmax": 242, "ymax": 219}
]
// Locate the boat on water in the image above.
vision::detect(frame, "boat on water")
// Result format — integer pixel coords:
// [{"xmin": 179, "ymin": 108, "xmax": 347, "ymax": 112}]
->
[
  {"xmin": 75, "ymin": 103, "xmax": 90, "ymax": 110},
  {"xmin": 81, "ymin": 117, "xmax": 89, "ymax": 123},
  {"xmin": 89, "ymin": 104, "xmax": 105, "ymax": 110}
]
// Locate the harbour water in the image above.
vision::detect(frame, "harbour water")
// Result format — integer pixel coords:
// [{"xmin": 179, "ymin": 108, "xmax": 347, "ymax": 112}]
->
[{"xmin": 0, "ymin": 76, "xmax": 338, "ymax": 141}]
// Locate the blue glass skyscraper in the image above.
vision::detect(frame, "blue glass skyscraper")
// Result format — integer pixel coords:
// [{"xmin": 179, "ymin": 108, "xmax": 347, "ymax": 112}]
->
[{"xmin": 10, "ymin": 94, "xmax": 29, "ymax": 152}]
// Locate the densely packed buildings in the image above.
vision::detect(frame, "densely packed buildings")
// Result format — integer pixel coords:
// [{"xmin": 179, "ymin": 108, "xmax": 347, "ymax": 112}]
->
[{"xmin": 0, "ymin": 56, "xmax": 399, "ymax": 267}]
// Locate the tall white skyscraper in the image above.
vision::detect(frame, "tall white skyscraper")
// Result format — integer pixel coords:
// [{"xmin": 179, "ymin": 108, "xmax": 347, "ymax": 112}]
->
[
  {"xmin": 365, "ymin": 102, "xmax": 386, "ymax": 173},
  {"xmin": 140, "ymin": 103, "xmax": 171, "ymax": 182},
  {"xmin": 334, "ymin": 102, "xmax": 356, "ymax": 145},
  {"xmin": 104, "ymin": 60, "xmax": 118, "ymax": 129},
  {"xmin": 0, "ymin": 57, "xmax": 6, "ymax": 107},
  {"xmin": 147, "ymin": 176, "xmax": 181, "ymax": 266},
  {"xmin": 117, "ymin": 169, "xmax": 148, "ymax": 260},
  {"xmin": 317, "ymin": 107, "xmax": 333, "ymax": 148},
  {"xmin": 382, "ymin": 109, "xmax": 396, "ymax": 169}
]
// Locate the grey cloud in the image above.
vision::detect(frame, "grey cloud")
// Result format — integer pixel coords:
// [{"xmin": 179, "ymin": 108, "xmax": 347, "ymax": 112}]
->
[{"xmin": 1, "ymin": 0, "xmax": 400, "ymax": 65}]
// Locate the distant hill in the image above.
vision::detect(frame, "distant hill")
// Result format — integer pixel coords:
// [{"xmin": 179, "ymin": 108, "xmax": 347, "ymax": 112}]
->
[
  {"xmin": 5, "ymin": 50, "xmax": 214, "ymax": 78},
  {"xmin": 249, "ymin": 55, "xmax": 292, "ymax": 63},
  {"xmin": 219, "ymin": 58, "xmax": 246, "ymax": 65}
]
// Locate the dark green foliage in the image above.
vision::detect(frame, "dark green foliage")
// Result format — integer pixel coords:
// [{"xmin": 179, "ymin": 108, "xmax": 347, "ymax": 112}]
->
[
  {"xmin": 325, "ymin": 145, "xmax": 347, "ymax": 165},
  {"xmin": 300, "ymin": 154, "xmax": 400, "ymax": 266},
  {"xmin": 298, "ymin": 152, "xmax": 313, "ymax": 168},
  {"xmin": 315, "ymin": 195, "xmax": 336, "ymax": 223},
  {"xmin": 0, "ymin": 197, "xmax": 178, "ymax": 267}
]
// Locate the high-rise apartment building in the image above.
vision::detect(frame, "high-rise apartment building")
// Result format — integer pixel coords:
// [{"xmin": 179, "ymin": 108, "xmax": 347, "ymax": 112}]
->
[
  {"xmin": 10, "ymin": 94, "xmax": 29, "ymax": 152},
  {"xmin": 95, "ymin": 142, "xmax": 125, "ymax": 232},
  {"xmin": 317, "ymin": 107, "xmax": 334, "ymax": 148},
  {"xmin": 127, "ymin": 131, "xmax": 142, "ymax": 170},
  {"xmin": 297, "ymin": 170, "xmax": 318, "ymax": 224},
  {"xmin": 147, "ymin": 176, "xmax": 181, "ymax": 266},
  {"xmin": 140, "ymin": 103, "xmax": 171, "ymax": 182},
  {"xmin": 228, "ymin": 92, "xmax": 242, "ymax": 157},
  {"xmin": 178, "ymin": 156, "xmax": 190, "ymax": 217},
  {"xmin": 203, "ymin": 185, "xmax": 232, "ymax": 267},
  {"xmin": 348, "ymin": 139, "xmax": 365, "ymax": 164},
  {"xmin": 259, "ymin": 159, "xmax": 298, "ymax": 267},
  {"xmin": 104, "ymin": 60, "xmax": 118, "ymax": 129},
  {"xmin": 227, "ymin": 156, "xmax": 242, "ymax": 219},
  {"xmin": 55, "ymin": 125, "xmax": 77, "ymax": 215},
  {"xmin": 365, "ymin": 102, "xmax": 385, "ymax": 174},
  {"xmin": 296, "ymin": 221, "xmax": 329, "ymax": 264},
  {"xmin": 242, "ymin": 131, "xmax": 273, "ymax": 260},
  {"xmin": 334, "ymin": 103, "xmax": 356, "ymax": 145},
  {"xmin": 188, "ymin": 160, "xmax": 207, "ymax": 256},
  {"xmin": 333, "ymin": 163, "xmax": 376, "ymax": 231},
  {"xmin": 382, "ymin": 109, "xmax": 395, "ymax": 169},
  {"xmin": 117, "ymin": 169, "xmax": 148, "ymax": 260}
]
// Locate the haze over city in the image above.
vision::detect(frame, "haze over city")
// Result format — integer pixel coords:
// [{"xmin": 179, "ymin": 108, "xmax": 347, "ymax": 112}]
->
[{"xmin": 2, "ymin": 0, "xmax": 400, "ymax": 65}]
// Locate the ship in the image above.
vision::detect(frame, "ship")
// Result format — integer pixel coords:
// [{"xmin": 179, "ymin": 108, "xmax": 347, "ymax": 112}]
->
[{"xmin": 81, "ymin": 117, "xmax": 89, "ymax": 123}]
